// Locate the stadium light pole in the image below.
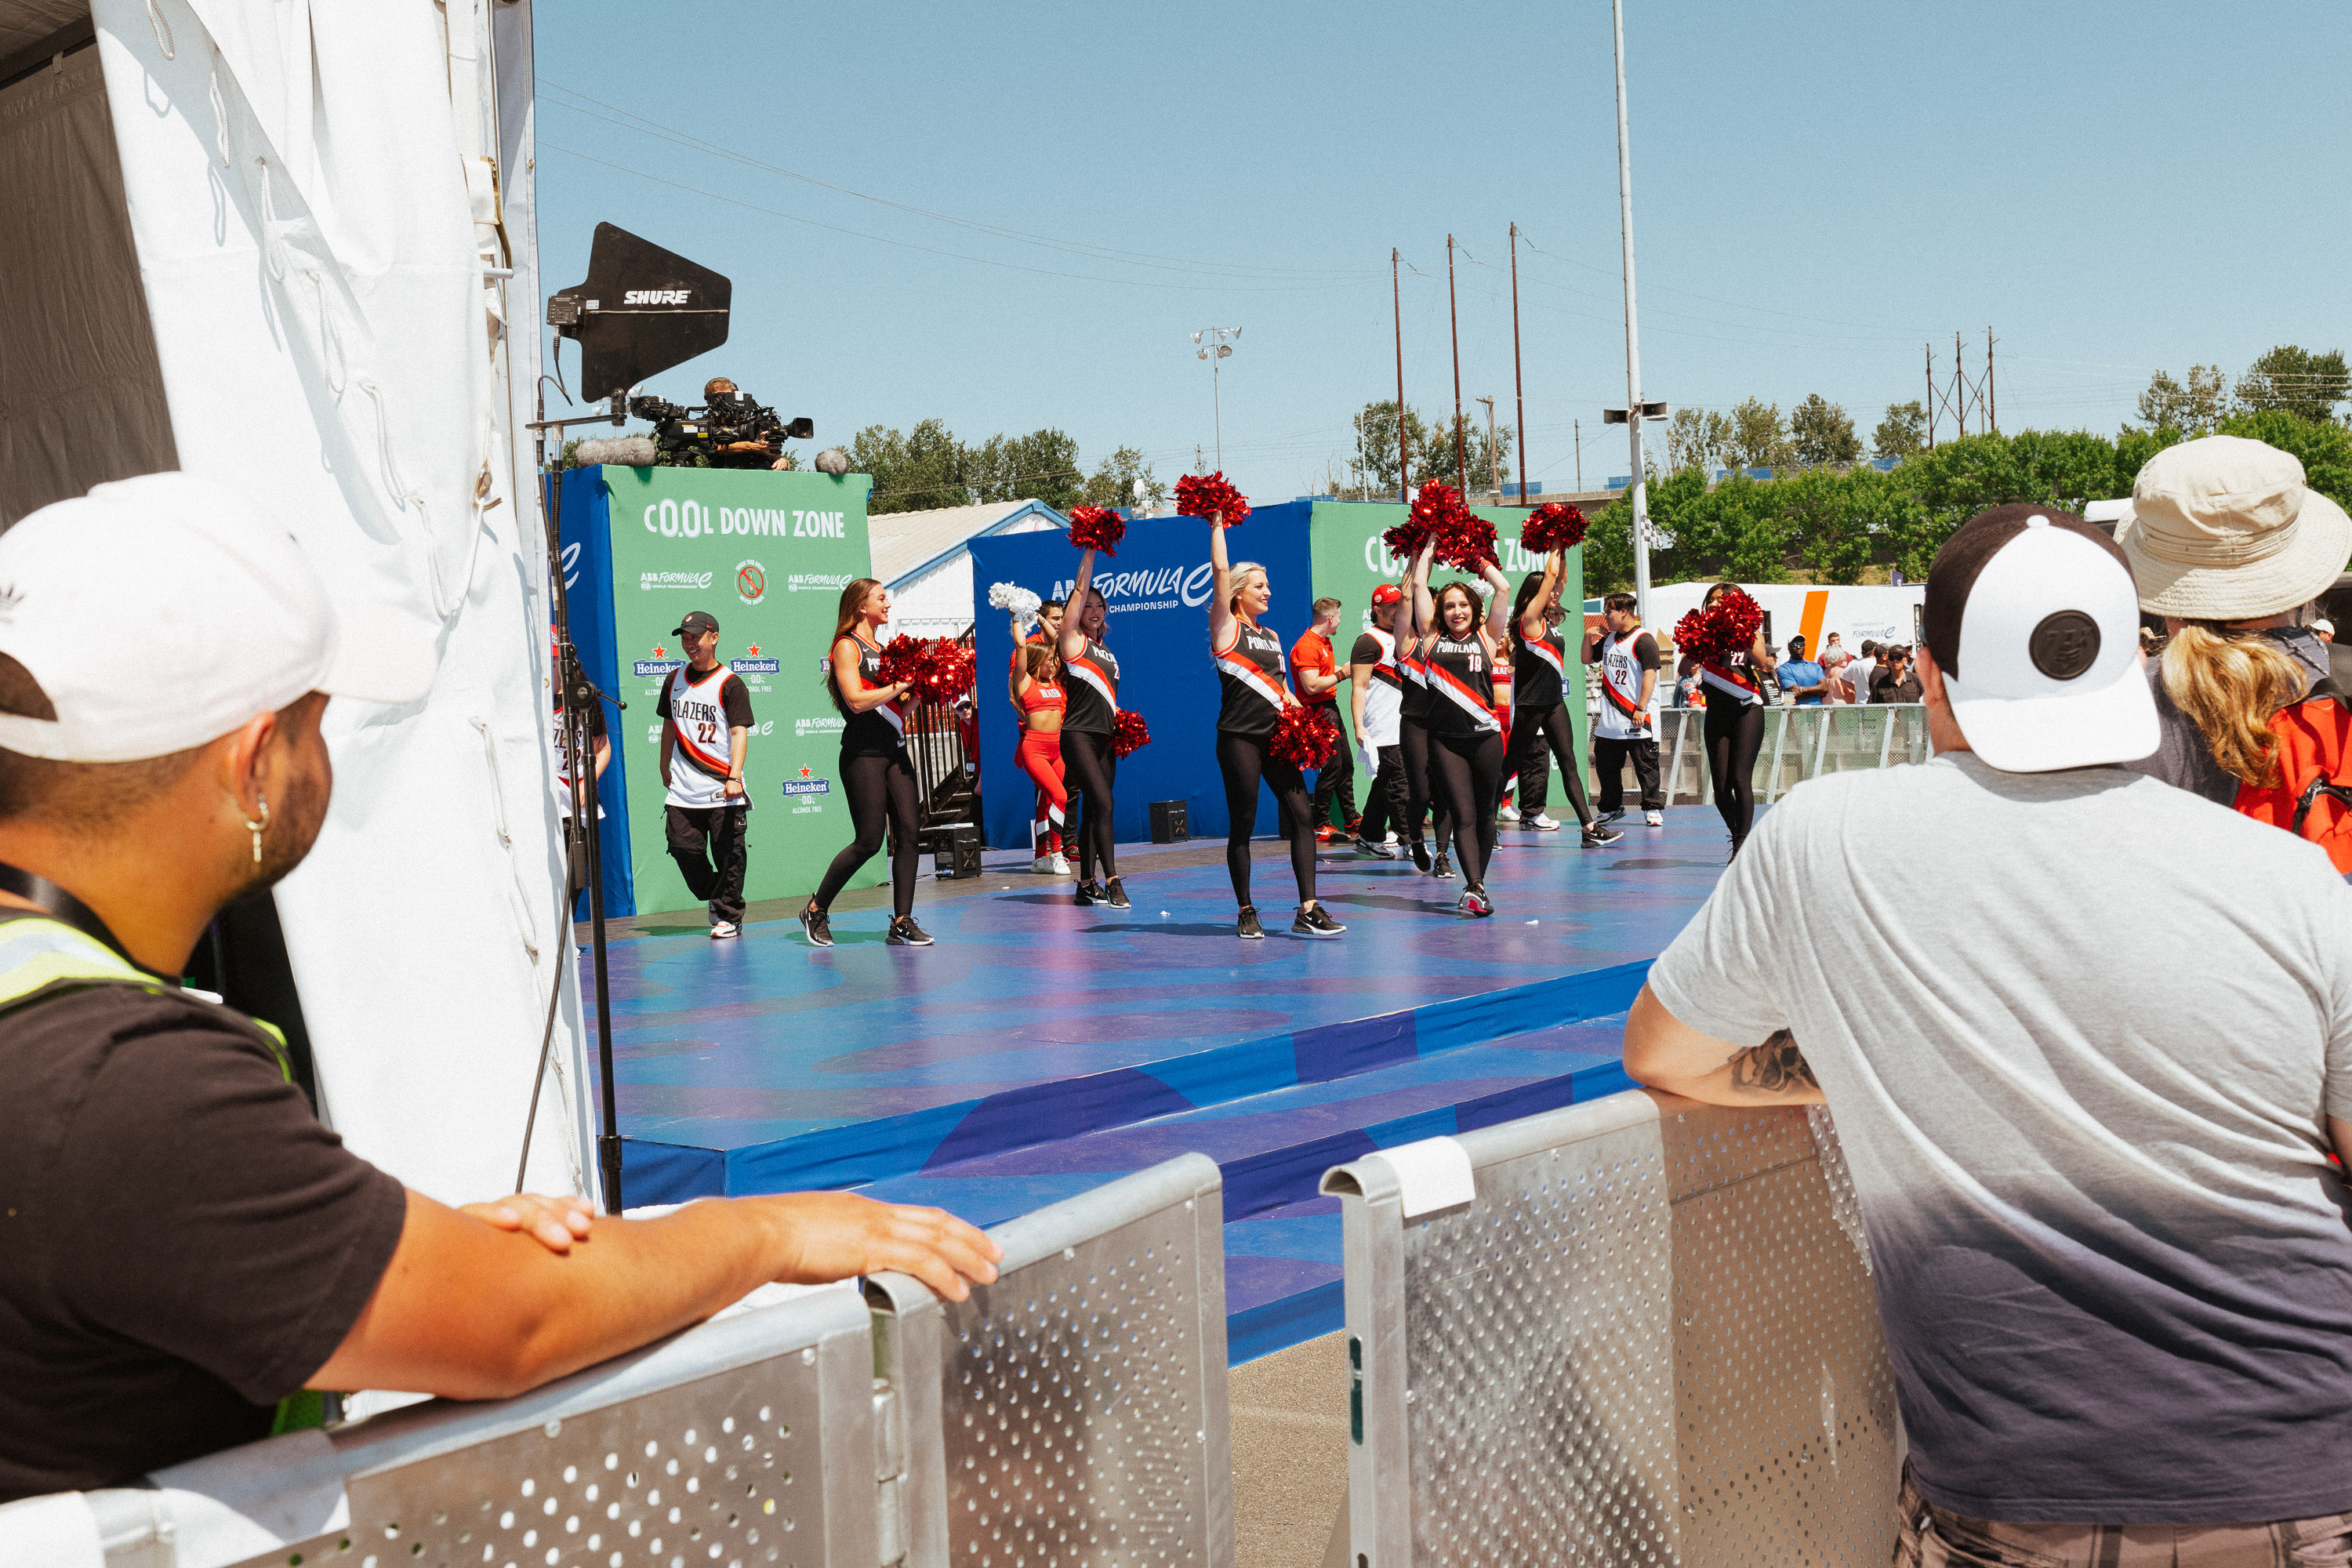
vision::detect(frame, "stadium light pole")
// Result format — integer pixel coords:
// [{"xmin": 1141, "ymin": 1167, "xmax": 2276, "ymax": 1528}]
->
[
  {"xmin": 1192, "ymin": 327, "xmax": 1241, "ymax": 472},
  {"xmin": 1611, "ymin": 0, "xmax": 1652, "ymax": 625}
]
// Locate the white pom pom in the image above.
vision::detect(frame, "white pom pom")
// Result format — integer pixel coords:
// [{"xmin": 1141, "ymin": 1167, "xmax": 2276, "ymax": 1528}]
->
[{"xmin": 1468, "ymin": 577, "xmax": 1496, "ymax": 600}]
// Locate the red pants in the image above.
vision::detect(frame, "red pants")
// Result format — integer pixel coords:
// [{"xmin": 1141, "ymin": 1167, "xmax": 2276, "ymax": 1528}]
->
[{"xmin": 1018, "ymin": 728, "xmax": 1066, "ymax": 855}]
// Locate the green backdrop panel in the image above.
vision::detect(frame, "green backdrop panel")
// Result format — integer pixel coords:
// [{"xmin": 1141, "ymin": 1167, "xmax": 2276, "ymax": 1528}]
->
[
  {"xmin": 1305, "ymin": 499, "xmax": 1588, "ymax": 777},
  {"xmin": 601, "ymin": 466, "xmax": 874, "ymax": 918}
]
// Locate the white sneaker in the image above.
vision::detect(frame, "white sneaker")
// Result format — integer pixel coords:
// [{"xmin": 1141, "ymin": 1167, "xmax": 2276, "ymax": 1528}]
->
[
  {"xmin": 1523, "ymin": 812, "xmax": 1563, "ymax": 833},
  {"xmin": 1032, "ymin": 854, "xmax": 1058, "ymax": 874},
  {"xmin": 1051, "ymin": 852, "xmax": 1071, "ymax": 874},
  {"xmin": 1645, "ymin": 810, "xmax": 1663, "ymax": 827},
  {"xmin": 710, "ymin": 920, "xmax": 740, "ymax": 939}
]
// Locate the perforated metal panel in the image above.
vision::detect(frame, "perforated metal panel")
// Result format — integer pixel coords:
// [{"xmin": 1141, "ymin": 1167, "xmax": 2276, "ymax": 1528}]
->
[
  {"xmin": 872, "ymin": 1153, "xmax": 1234, "ymax": 1568},
  {"xmin": 1328, "ymin": 1094, "xmax": 1898, "ymax": 1568}
]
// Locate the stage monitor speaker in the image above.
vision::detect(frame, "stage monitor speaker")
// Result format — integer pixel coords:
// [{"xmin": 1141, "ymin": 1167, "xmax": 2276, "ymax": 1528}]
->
[
  {"xmin": 548, "ymin": 223, "xmax": 732, "ymax": 402},
  {"xmin": 1150, "ymin": 800, "xmax": 1189, "ymax": 843},
  {"xmin": 933, "ymin": 825, "xmax": 982, "ymax": 880}
]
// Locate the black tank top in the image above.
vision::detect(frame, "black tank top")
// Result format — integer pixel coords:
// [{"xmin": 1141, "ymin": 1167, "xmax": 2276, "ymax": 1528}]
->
[
  {"xmin": 833, "ymin": 633, "xmax": 907, "ymax": 756},
  {"xmin": 1423, "ymin": 631, "xmax": 1501, "ymax": 736},
  {"xmin": 1398, "ymin": 636, "xmax": 1432, "ymax": 724},
  {"xmin": 1214, "ymin": 620, "xmax": 1289, "ymax": 738},
  {"xmin": 1512, "ymin": 620, "xmax": 1567, "ymax": 710},
  {"xmin": 1062, "ymin": 637, "xmax": 1120, "ymax": 733}
]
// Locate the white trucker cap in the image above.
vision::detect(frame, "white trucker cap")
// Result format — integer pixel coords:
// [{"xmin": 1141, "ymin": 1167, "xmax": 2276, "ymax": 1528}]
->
[
  {"xmin": 0, "ymin": 473, "xmax": 436, "ymax": 763},
  {"xmin": 1922, "ymin": 503, "xmax": 2158, "ymax": 772}
]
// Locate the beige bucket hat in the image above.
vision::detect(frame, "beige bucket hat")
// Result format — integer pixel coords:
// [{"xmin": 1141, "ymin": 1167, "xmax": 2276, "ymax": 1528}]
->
[{"xmin": 2115, "ymin": 434, "xmax": 2352, "ymax": 619}]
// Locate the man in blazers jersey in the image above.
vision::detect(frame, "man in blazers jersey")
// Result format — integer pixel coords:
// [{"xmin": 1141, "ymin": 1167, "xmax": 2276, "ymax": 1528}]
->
[
  {"xmin": 659, "ymin": 611, "xmax": 757, "ymax": 937},
  {"xmin": 1583, "ymin": 593, "xmax": 1664, "ymax": 826},
  {"xmin": 1348, "ymin": 584, "xmax": 1410, "ymax": 857}
]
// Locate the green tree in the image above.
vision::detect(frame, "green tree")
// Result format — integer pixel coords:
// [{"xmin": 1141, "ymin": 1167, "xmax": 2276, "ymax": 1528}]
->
[
  {"xmin": 2133, "ymin": 365, "xmax": 2229, "ymax": 434},
  {"xmin": 1789, "ymin": 394, "xmax": 1861, "ymax": 467},
  {"xmin": 1412, "ymin": 412, "xmax": 1512, "ymax": 498},
  {"xmin": 1873, "ymin": 401, "xmax": 1927, "ymax": 462},
  {"xmin": 1080, "ymin": 446, "xmax": 1167, "ymax": 510},
  {"xmin": 1352, "ymin": 400, "xmax": 1431, "ymax": 498},
  {"xmin": 1726, "ymin": 397, "xmax": 1793, "ymax": 472},
  {"xmin": 853, "ymin": 419, "xmax": 965, "ymax": 514},
  {"xmin": 1666, "ymin": 407, "xmax": 1733, "ymax": 475},
  {"xmin": 2235, "ymin": 346, "xmax": 2350, "ymax": 426},
  {"xmin": 968, "ymin": 429, "xmax": 1083, "ymax": 510},
  {"xmin": 2220, "ymin": 408, "xmax": 2352, "ymax": 512}
]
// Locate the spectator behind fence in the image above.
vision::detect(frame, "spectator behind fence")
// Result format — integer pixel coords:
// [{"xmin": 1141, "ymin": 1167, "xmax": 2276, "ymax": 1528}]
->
[
  {"xmin": 0, "ymin": 476, "xmax": 1000, "ymax": 1503},
  {"xmin": 2114, "ymin": 434, "xmax": 2351, "ymax": 807},
  {"xmin": 1624, "ymin": 503, "xmax": 2352, "ymax": 1563},
  {"xmin": 1822, "ymin": 648, "xmax": 1856, "ymax": 705},
  {"xmin": 1777, "ymin": 635, "xmax": 1827, "ymax": 706},
  {"xmin": 2318, "ymin": 618, "xmax": 2337, "ymax": 644},
  {"xmin": 1848, "ymin": 640, "xmax": 1879, "ymax": 707},
  {"xmin": 1871, "ymin": 644, "xmax": 1922, "ymax": 703}
]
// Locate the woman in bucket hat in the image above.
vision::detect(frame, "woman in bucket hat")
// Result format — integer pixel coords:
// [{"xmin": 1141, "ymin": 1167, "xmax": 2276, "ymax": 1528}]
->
[{"xmin": 2117, "ymin": 434, "xmax": 2352, "ymax": 803}]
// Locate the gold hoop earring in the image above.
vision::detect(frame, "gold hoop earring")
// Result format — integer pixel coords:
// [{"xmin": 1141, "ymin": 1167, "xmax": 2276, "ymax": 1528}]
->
[{"xmin": 244, "ymin": 797, "xmax": 269, "ymax": 864}]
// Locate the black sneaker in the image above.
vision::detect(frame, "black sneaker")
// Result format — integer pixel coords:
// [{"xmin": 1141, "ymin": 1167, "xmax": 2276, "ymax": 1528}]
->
[
  {"xmin": 1461, "ymin": 885, "xmax": 1494, "ymax": 918},
  {"xmin": 1292, "ymin": 902, "xmax": 1347, "ymax": 938},
  {"xmin": 1074, "ymin": 879, "xmax": 1105, "ymax": 906},
  {"xmin": 1431, "ymin": 851, "xmax": 1452, "ymax": 880},
  {"xmin": 1595, "ymin": 808, "xmax": 1627, "ymax": 826},
  {"xmin": 1581, "ymin": 822, "xmax": 1625, "ymax": 848},
  {"xmin": 1105, "ymin": 877, "xmax": 1132, "ymax": 910},
  {"xmin": 1236, "ymin": 906, "xmax": 1265, "ymax": 940},
  {"xmin": 799, "ymin": 902, "xmax": 833, "ymax": 948},
  {"xmin": 887, "ymin": 914, "xmax": 935, "ymax": 946},
  {"xmin": 1409, "ymin": 840, "xmax": 1433, "ymax": 873}
]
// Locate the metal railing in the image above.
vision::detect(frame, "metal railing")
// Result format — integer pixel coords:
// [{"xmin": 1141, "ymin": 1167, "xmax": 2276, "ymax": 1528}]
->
[
  {"xmin": 11, "ymin": 1155, "xmax": 1236, "ymax": 1568},
  {"xmin": 1656, "ymin": 703, "xmax": 1929, "ymax": 808},
  {"xmin": 1321, "ymin": 1091, "xmax": 1896, "ymax": 1567}
]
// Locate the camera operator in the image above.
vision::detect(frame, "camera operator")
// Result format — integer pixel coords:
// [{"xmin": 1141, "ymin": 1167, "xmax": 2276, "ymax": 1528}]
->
[{"xmin": 699, "ymin": 377, "xmax": 790, "ymax": 471}]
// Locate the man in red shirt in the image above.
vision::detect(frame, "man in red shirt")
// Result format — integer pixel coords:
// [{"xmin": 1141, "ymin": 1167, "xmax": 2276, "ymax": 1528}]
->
[{"xmin": 1291, "ymin": 597, "xmax": 1359, "ymax": 842}]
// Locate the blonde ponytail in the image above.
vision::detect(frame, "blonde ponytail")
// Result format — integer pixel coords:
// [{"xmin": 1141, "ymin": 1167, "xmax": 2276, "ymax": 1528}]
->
[{"xmin": 2158, "ymin": 623, "xmax": 2307, "ymax": 786}]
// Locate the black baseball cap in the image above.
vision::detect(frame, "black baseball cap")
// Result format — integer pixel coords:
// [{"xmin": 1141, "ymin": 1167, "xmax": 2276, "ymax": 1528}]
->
[{"xmin": 673, "ymin": 611, "xmax": 719, "ymax": 637}]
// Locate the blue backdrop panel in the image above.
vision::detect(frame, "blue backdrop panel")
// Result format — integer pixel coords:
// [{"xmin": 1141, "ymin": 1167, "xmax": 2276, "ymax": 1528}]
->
[
  {"xmin": 552, "ymin": 470, "xmax": 637, "ymax": 918},
  {"xmin": 970, "ymin": 505, "xmax": 1315, "ymax": 851}
]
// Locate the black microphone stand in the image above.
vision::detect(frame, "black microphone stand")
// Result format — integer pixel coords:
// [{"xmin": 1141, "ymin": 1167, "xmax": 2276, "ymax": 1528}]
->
[{"xmin": 528, "ymin": 386, "xmax": 630, "ymax": 1212}]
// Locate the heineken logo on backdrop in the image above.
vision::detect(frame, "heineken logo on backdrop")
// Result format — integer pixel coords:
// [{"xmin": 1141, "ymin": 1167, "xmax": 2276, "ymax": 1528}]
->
[{"xmin": 736, "ymin": 560, "xmax": 768, "ymax": 604}]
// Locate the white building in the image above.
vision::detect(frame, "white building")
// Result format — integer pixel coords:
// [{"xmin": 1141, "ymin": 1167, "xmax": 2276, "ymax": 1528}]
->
[{"xmin": 872, "ymin": 499, "xmax": 1069, "ymax": 639}]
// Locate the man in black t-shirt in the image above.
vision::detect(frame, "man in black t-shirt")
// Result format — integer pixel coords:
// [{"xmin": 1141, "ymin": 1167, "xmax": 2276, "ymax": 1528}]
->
[{"xmin": 0, "ymin": 476, "xmax": 997, "ymax": 1503}]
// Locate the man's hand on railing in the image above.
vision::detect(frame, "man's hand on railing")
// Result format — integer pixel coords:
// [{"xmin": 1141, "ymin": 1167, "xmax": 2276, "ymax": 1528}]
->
[
  {"xmin": 459, "ymin": 1192, "xmax": 597, "ymax": 1254},
  {"xmin": 754, "ymin": 1191, "xmax": 1004, "ymax": 1303}
]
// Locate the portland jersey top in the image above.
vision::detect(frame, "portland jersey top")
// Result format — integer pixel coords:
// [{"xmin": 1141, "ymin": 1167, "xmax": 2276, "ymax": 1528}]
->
[
  {"xmin": 1062, "ymin": 637, "xmax": 1120, "ymax": 734},
  {"xmin": 1423, "ymin": 630, "xmax": 1502, "ymax": 736},
  {"xmin": 1592, "ymin": 628, "xmax": 1662, "ymax": 739},
  {"xmin": 1016, "ymin": 678, "xmax": 1065, "ymax": 719},
  {"xmin": 1511, "ymin": 620, "xmax": 1569, "ymax": 711},
  {"xmin": 1700, "ymin": 646, "xmax": 1766, "ymax": 708},
  {"xmin": 831, "ymin": 633, "xmax": 908, "ymax": 757},
  {"xmin": 1214, "ymin": 619, "xmax": 1290, "ymax": 739},
  {"xmin": 1398, "ymin": 635, "xmax": 1433, "ymax": 724},
  {"xmin": 663, "ymin": 662, "xmax": 757, "ymax": 808},
  {"xmin": 1349, "ymin": 628, "xmax": 1403, "ymax": 748}
]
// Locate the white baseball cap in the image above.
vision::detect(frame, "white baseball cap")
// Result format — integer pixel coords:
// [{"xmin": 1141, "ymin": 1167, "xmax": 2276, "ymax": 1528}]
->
[
  {"xmin": 1922, "ymin": 503, "xmax": 2158, "ymax": 772},
  {"xmin": 0, "ymin": 472, "xmax": 436, "ymax": 763}
]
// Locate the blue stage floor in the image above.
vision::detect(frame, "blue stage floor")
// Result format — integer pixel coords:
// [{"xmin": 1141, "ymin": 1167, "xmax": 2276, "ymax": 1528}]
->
[{"xmin": 591, "ymin": 806, "xmax": 1740, "ymax": 1359}]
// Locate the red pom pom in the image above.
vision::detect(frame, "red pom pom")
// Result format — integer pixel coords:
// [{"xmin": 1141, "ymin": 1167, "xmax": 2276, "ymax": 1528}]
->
[
  {"xmin": 1432, "ymin": 510, "xmax": 1498, "ymax": 572},
  {"xmin": 1269, "ymin": 704, "xmax": 1338, "ymax": 769},
  {"xmin": 1519, "ymin": 502, "xmax": 1588, "ymax": 554},
  {"xmin": 1111, "ymin": 708, "xmax": 1152, "ymax": 758},
  {"xmin": 1174, "ymin": 471, "xmax": 1250, "ymax": 527},
  {"xmin": 877, "ymin": 634, "xmax": 975, "ymax": 705},
  {"xmin": 1067, "ymin": 504, "xmax": 1126, "ymax": 554},
  {"xmin": 1672, "ymin": 587, "xmax": 1762, "ymax": 662}
]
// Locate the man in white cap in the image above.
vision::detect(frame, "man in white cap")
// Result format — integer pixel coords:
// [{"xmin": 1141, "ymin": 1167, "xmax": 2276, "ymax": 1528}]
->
[
  {"xmin": 2114, "ymin": 434, "xmax": 2352, "ymax": 803},
  {"xmin": 0, "ymin": 474, "xmax": 997, "ymax": 1503},
  {"xmin": 1624, "ymin": 503, "xmax": 2352, "ymax": 1562}
]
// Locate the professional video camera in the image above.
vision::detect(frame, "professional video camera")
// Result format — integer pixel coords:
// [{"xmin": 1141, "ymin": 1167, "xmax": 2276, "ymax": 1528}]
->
[{"xmin": 625, "ymin": 390, "xmax": 816, "ymax": 469}]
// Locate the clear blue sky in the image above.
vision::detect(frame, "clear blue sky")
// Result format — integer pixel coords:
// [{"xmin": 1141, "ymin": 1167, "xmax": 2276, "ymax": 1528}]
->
[{"xmin": 532, "ymin": 0, "xmax": 2348, "ymax": 504}]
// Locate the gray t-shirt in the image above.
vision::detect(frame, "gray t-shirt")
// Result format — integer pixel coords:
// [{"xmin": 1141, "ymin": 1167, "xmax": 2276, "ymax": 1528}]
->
[{"xmin": 1648, "ymin": 750, "xmax": 2352, "ymax": 1525}]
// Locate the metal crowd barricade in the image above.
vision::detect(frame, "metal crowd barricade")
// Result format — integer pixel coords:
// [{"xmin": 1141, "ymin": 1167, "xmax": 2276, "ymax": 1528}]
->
[
  {"xmin": 866, "ymin": 1152, "xmax": 1236, "ymax": 1568},
  {"xmin": 9, "ymin": 1155, "xmax": 1233, "ymax": 1568},
  {"xmin": 1322, "ymin": 1091, "xmax": 1896, "ymax": 1567},
  {"xmin": 1657, "ymin": 705, "xmax": 1929, "ymax": 808}
]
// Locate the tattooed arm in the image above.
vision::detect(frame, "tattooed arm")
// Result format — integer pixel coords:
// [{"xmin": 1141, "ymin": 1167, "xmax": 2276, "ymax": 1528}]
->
[{"xmin": 1621, "ymin": 985, "xmax": 1825, "ymax": 1106}]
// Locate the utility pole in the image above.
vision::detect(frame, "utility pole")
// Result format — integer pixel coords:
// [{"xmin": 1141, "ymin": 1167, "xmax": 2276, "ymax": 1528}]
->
[
  {"xmin": 1476, "ymin": 395, "xmax": 1501, "ymax": 506},
  {"xmin": 1575, "ymin": 419, "xmax": 1582, "ymax": 492},
  {"xmin": 1510, "ymin": 222, "xmax": 1528, "ymax": 506},
  {"xmin": 1611, "ymin": 0, "xmax": 1653, "ymax": 623},
  {"xmin": 1986, "ymin": 327, "xmax": 1998, "ymax": 434},
  {"xmin": 1392, "ymin": 249, "xmax": 1409, "ymax": 503},
  {"xmin": 1924, "ymin": 343, "xmax": 1936, "ymax": 450},
  {"xmin": 1446, "ymin": 234, "xmax": 1467, "ymax": 493},
  {"xmin": 1954, "ymin": 331, "xmax": 1967, "ymax": 440},
  {"xmin": 1190, "ymin": 327, "xmax": 1240, "ymax": 471}
]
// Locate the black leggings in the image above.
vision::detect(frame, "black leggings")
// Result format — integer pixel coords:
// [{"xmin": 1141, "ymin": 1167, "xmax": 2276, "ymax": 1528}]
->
[
  {"xmin": 1217, "ymin": 729, "xmax": 1317, "ymax": 909},
  {"xmin": 1428, "ymin": 728, "xmax": 1505, "ymax": 887},
  {"xmin": 1503, "ymin": 703, "xmax": 1594, "ymax": 829},
  {"xmin": 1398, "ymin": 717, "xmax": 1454, "ymax": 855},
  {"xmin": 1062, "ymin": 728, "xmax": 1119, "ymax": 882},
  {"xmin": 814, "ymin": 748, "xmax": 920, "ymax": 917},
  {"xmin": 1703, "ymin": 700, "xmax": 1766, "ymax": 842}
]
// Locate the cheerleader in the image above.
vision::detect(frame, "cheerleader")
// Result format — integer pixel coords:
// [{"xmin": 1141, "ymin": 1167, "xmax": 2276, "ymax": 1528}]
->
[
  {"xmin": 1011, "ymin": 641, "xmax": 1069, "ymax": 875},
  {"xmin": 1208, "ymin": 511, "xmax": 1346, "ymax": 939},
  {"xmin": 1412, "ymin": 540, "xmax": 1514, "ymax": 916},
  {"xmin": 1056, "ymin": 547, "xmax": 1129, "ymax": 909},
  {"xmin": 1678, "ymin": 581, "xmax": 1778, "ymax": 859},
  {"xmin": 1393, "ymin": 543, "xmax": 1454, "ymax": 877},
  {"xmin": 1504, "ymin": 548, "xmax": 1622, "ymax": 848},
  {"xmin": 802, "ymin": 578, "xmax": 931, "ymax": 947}
]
